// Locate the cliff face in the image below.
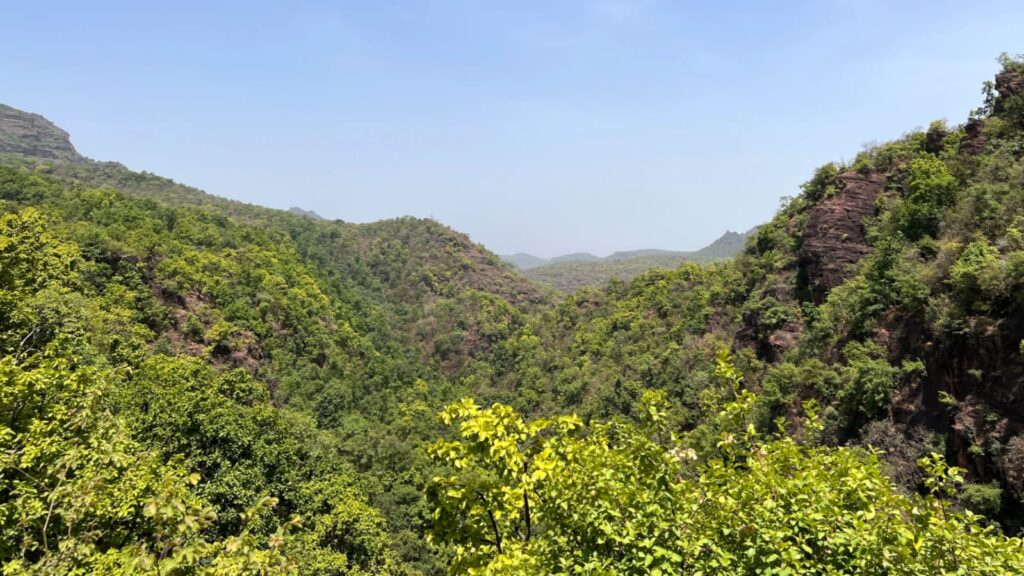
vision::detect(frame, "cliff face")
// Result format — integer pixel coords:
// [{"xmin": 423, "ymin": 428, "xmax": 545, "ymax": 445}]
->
[
  {"xmin": 0, "ymin": 104, "xmax": 82, "ymax": 161},
  {"xmin": 731, "ymin": 58, "xmax": 1024, "ymax": 530},
  {"xmin": 800, "ymin": 171, "xmax": 886, "ymax": 303}
]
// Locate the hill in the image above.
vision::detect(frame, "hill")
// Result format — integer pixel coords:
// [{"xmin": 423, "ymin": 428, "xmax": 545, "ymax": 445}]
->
[
  {"xmin": 416, "ymin": 57, "xmax": 1024, "ymax": 572},
  {"xmin": 498, "ymin": 252, "xmax": 549, "ymax": 269},
  {"xmin": 0, "ymin": 104, "xmax": 548, "ymax": 574},
  {"xmin": 466, "ymin": 54, "xmax": 1024, "ymax": 542},
  {"xmin": 550, "ymin": 251, "xmax": 601, "ymax": 263}
]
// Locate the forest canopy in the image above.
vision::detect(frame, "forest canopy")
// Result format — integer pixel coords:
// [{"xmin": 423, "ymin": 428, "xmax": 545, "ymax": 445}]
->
[{"xmin": 2, "ymin": 54, "xmax": 1024, "ymax": 574}]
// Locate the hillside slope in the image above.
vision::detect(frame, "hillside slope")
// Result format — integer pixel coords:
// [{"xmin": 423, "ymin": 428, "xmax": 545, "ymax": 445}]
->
[
  {"xmin": 467, "ymin": 55, "xmax": 1024, "ymax": 534},
  {"xmin": 0, "ymin": 104, "xmax": 549, "ymax": 574}
]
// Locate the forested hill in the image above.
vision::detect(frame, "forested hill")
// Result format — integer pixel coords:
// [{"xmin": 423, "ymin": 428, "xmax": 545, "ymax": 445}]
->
[
  {"xmin": 3, "ymin": 55, "xmax": 1024, "ymax": 575},
  {"xmin": 424, "ymin": 54, "xmax": 1024, "ymax": 573},
  {"xmin": 0, "ymin": 103, "xmax": 548, "ymax": 574}
]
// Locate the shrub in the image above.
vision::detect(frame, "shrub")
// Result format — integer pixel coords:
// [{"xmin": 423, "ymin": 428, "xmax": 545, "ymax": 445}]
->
[
  {"xmin": 961, "ymin": 482, "xmax": 1004, "ymax": 517},
  {"xmin": 428, "ymin": 390, "xmax": 1024, "ymax": 575},
  {"xmin": 889, "ymin": 154, "xmax": 958, "ymax": 241},
  {"xmin": 800, "ymin": 162, "xmax": 841, "ymax": 201},
  {"xmin": 949, "ymin": 240, "xmax": 1006, "ymax": 310}
]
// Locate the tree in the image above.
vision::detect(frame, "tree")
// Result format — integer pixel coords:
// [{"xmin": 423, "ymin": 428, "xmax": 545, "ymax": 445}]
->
[
  {"xmin": 0, "ymin": 356, "xmax": 300, "ymax": 574},
  {"xmin": 427, "ymin": 357, "xmax": 1024, "ymax": 575}
]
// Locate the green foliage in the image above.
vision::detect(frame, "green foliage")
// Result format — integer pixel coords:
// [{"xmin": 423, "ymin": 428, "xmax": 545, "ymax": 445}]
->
[
  {"xmin": 287, "ymin": 477, "xmax": 399, "ymax": 576},
  {"xmin": 115, "ymin": 355, "xmax": 322, "ymax": 535},
  {"xmin": 426, "ymin": 399, "xmax": 582, "ymax": 573},
  {"xmin": 429, "ymin": 385, "xmax": 1024, "ymax": 575},
  {"xmin": 961, "ymin": 482, "xmax": 1004, "ymax": 517},
  {"xmin": 949, "ymin": 240, "xmax": 1006, "ymax": 311},
  {"xmin": 0, "ymin": 212, "xmax": 252, "ymax": 571},
  {"xmin": 853, "ymin": 131, "xmax": 930, "ymax": 174},
  {"xmin": 800, "ymin": 162, "xmax": 841, "ymax": 201},
  {"xmin": 837, "ymin": 340, "xmax": 903, "ymax": 425},
  {"xmin": 889, "ymin": 154, "xmax": 958, "ymax": 241},
  {"xmin": 758, "ymin": 359, "xmax": 840, "ymax": 425},
  {"xmin": 481, "ymin": 263, "xmax": 747, "ymax": 423},
  {"xmin": 0, "ymin": 197, "xmax": 400, "ymax": 574}
]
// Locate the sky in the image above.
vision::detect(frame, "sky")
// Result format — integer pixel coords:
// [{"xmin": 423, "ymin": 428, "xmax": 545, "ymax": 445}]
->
[{"xmin": 3, "ymin": 1, "xmax": 1023, "ymax": 257}]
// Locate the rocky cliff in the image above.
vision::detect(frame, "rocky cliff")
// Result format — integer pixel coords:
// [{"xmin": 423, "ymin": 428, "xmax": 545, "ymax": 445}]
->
[
  {"xmin": 800, "ymin": 171, "xmax": 886, "ymax": 303},
  {"xmin": 0, "ymin": 104, "xmax": 82, "ymax": 161}
]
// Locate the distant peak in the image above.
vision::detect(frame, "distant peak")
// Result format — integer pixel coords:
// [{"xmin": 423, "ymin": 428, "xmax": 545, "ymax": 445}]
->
[
  {"xmin": 0, "ymin": 104, "xmax": 83, "ymax": 162},
  {"xmin": 550, "ymin": 252, "xmax": 601, "ymax": 264},
  {"xmin": 500, "ymin": 253, "xmax": 550, "ymax": 270},
  {"xmin": 287, "ymin": 206, "xmax": 326, "ymax": 220}
]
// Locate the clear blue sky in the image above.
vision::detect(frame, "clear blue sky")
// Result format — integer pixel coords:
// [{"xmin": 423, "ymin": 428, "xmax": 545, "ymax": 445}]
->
[{"xmin": 3, "ymin": 1, "xmax": 1022, "ymax": 257}]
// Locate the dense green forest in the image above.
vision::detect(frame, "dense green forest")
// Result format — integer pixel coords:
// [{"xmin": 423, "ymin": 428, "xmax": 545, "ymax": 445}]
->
[{"xmin": 2, "ymin": 56, "xmax": 1024, "ymax": 574}]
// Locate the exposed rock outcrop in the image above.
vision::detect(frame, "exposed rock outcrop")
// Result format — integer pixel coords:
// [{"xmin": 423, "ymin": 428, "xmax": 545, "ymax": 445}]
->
[
  {"xmin": 923, "ymin": 123, "xmax": 948, "ymax": 155},
  {"xmin": 959, "ymin": 118, "xmax": 987, "ymax": 155},
  {"xmin": 287, "ymin": 206, "xmax": 327, "ymax": 220},
  {"xmin": 993, "ymin": 66, "xmax": 1024, "ymax": 115},
  {"xmin": 800, "ymin": 170, "xmax": 886, "ymax": 303},
  {"xmin": 0, "ymin": 104, "xmax": 82, "ymax": 161}
]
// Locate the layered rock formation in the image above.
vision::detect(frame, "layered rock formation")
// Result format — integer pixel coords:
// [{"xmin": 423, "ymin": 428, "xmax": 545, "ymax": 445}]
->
[
  {"xmin": 800, "ymin": 170, "xmax": 886, "ymax": 303},
  {"xmin": 0, "ymin": 104, "xmax": 82, "ymax": 161}
]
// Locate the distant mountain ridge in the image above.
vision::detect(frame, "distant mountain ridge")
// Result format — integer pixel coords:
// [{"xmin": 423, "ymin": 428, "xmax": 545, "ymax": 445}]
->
[
  {"xmin": 502, "ymin": 252, "xmax": 549, "ymax": 269},
  {"xmin": 501, "ymin": 230, "xmax": 752, "ymax": 270},
  {"xmin": 551, "ymin": 252, "xmax": 601, "ymax": 264},
  {"xmin": 500, "ymin": 229, "xmax": 755, "ymax": 291}
]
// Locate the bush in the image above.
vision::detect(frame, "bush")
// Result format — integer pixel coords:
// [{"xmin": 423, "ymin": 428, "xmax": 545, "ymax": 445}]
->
[
  {"xmin": 889, "ymin": 154, "xmax": 958, "ymax": 241},
  {"xmin": 838, "ymin": 340, "xmax": 902, "ymax": 425},
  {"xmin": 949, "ymin": 240, "xmax": 1006, "ymax": 311},
  {"xmin": 961, "ymin": 482, "xmax": 1004, "ymax": 517},
  {"xmin": 801, "ymin": 162, "xmax": 841, "ymax": 201}
]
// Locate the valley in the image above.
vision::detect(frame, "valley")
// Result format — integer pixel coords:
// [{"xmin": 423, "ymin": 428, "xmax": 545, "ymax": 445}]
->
[{"xmin": 3, "ymin": 55, "xmax": 1024, "ymax": 575}]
